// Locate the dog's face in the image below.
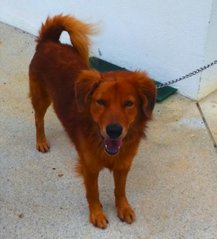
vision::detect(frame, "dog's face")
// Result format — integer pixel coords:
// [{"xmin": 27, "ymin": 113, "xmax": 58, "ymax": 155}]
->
[{"xmin": 75, "ymin": 70, "xmax": 156, "ymax": 156}]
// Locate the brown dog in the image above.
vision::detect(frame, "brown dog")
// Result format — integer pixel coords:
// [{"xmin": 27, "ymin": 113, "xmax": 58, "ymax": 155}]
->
[{"xmin": 29, "ymin": 15, "xmax": 156, "ymax": 229}]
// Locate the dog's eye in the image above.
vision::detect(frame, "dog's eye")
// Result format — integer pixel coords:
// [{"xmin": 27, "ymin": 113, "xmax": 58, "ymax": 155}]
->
[
  {"xmin": 96, "ymin": 99, "xmax": 106, "ymax": 106},
  {"xmin": 124, "ymin": 100, "xmax": 134, "ymax": 108}
]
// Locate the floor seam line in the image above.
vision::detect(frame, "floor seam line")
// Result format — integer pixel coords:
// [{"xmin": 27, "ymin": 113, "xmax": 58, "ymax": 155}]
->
[{"xmin": 196, "ymin": 102, "xmax": 217, "ymax": 151}]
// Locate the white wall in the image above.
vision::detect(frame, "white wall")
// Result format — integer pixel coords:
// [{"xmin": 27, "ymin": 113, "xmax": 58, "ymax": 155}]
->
[
  {"xmin": 198, "ymin": 0, "xmax": 217, "ymax": 99},
  {"xmin": 0, "ymin": 0, "xmax": 216, "ymax": 100}
]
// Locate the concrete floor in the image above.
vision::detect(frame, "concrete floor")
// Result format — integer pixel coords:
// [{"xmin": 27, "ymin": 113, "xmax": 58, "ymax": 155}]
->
[
  {"xmin": 0, "ymin": 22, "xmax": 217, "ymax": 239},
  {"xmin": 199, "ymin": 90, "xmax": 217, "ymax": 147}
]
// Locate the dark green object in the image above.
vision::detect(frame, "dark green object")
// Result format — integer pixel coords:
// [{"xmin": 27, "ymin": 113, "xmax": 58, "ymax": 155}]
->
[
  {"xmin": 154, "ymin": 81, "xmax": 177, "ymax": 102},
  {"xmin": 89, "ymin": 57, "xmax": 177, "ymax": 102}
]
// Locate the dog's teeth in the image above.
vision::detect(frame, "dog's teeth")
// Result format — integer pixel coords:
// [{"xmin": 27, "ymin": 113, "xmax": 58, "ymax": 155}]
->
[{"xmin": 105, "ymin": 145, "xmax": 108, "ymax": 149}]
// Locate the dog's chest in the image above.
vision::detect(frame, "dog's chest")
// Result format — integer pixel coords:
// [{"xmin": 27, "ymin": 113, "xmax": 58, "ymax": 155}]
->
[{"xmin": 100, "ymin": 153, "xmax": 121, "ymax": 171}]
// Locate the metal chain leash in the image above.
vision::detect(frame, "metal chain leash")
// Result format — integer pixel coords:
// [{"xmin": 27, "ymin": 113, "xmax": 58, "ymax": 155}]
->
[{"xmin": 157, "ymin": 60, "xmax": 217, "ymax": 89}]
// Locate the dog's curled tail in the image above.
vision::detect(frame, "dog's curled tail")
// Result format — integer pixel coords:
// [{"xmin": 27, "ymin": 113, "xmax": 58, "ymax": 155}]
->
[{"xmin": 37, "ymin": 14, "xmax": 96, "ymax": 65}]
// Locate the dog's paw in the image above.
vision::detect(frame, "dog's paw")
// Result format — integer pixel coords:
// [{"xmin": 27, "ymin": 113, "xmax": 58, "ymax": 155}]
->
[
  {"xmin": 36, "ymin": 141, "xmax": 50, "ymax": 153},
  {"xmin": 90, "ymin": 210, "xmax": 109, "ymax": 229},
  {"xmin": 117, "ymin": 203, "xmax": 136, "ymax": 224}
]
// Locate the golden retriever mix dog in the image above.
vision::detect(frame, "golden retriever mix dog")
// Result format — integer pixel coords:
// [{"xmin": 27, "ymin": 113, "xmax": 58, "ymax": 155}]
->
[{"xmin": 29, "ymin": 15, "xmax": 156, "ymax": 229}]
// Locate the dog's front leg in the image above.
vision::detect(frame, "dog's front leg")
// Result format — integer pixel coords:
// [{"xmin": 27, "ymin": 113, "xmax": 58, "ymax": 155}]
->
[
  {"xmin": 83, "ymin": 169, "xmax": 108, "ymax": 229},
  {"xmin": 113, "ymin": 169, "xmax": 136, "ymax": 224}
]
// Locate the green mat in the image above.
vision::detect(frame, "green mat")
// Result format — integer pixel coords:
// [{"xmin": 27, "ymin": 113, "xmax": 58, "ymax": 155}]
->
[{"xmin": 89, "ymin": 57, "xmax": 177, "ymax": 102}]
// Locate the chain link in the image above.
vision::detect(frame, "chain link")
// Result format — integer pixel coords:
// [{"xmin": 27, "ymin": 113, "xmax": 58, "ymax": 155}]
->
[{"xmin": 157, "ymin": 60, "xmax": 217, "ymax": 89}]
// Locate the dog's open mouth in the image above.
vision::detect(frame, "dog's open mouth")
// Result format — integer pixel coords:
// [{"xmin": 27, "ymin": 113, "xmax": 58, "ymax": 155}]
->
[{"xmin": 103, "ymin": 138, "xmax": 122, "ymax": 156}]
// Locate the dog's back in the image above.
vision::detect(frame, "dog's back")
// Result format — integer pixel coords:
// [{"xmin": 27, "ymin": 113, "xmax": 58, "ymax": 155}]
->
[
  {"xmin": 29, "ymin": 14, "xmax": 96, "ymax": 90},
  {"xmin": 29, "ymin": 15, "xmax": 96, "ymax": 152},
  {"xmin": 36, "ymin": 14, "xmax": 95, "ymax": 65}
]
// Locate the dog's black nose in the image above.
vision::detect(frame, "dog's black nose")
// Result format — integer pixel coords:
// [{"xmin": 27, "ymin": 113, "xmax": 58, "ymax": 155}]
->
[{"xmin": 106, "ymin": 124, "xmax": 123, "ymax": 139}]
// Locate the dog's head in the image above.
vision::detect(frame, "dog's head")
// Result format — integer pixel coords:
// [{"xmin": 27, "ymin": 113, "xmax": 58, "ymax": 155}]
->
[{"xmin": 75, "ymin": 70, "xmax": 156, "ymax": 156}]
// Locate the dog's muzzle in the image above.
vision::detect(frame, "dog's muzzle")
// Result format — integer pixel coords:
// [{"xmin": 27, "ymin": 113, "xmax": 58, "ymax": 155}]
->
[{"xmin": 103, "ymin": 124, "xmax": 123, "ymax": 156}]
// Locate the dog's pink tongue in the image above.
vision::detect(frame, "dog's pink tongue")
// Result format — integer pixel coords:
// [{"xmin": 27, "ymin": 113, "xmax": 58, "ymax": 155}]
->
[{"xmin": 104, "ymin": 138, "xmax": 122, "ymax": 155}]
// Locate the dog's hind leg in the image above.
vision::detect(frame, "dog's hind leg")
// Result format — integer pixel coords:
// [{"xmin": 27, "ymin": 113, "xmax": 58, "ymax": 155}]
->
[{"xmin": 29, "ymin": 74, "xmax": 51, "ymax": 153}]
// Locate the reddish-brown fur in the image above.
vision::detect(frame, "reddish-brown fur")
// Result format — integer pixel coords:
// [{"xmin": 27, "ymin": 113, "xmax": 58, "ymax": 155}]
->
[{"xmin": 29, "ymin": 15, "xmax": 156, "ymax": 229}]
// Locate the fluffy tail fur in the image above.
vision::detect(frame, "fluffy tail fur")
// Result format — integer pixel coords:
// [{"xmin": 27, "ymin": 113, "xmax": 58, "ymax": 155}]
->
[{"xmin": 37, "ymin": 14, "xmax": 96, "ymax": 65}]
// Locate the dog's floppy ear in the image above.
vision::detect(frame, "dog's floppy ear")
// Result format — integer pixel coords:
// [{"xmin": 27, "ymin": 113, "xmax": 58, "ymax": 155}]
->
[
  {"xmin": 136, "ymin": 72, "xmax": 157, "ymax": 119},
  {"xmin": 75, "ymin": 70, "xmax": 102, "ymax": 112}
]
